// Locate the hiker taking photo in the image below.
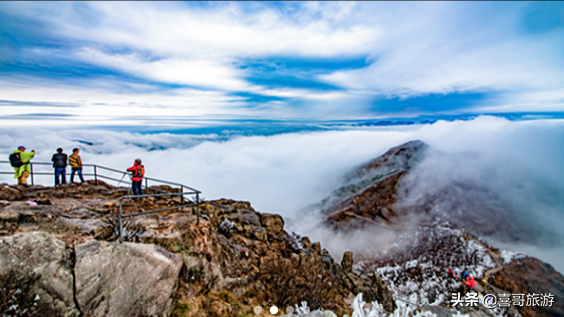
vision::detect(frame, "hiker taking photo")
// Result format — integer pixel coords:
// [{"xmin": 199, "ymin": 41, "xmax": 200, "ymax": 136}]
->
[
  {"xmin": 126, "ymin": 158, "xmax": 145, "ymax": 196},
  {"xmin": 10, "ymin": 146, "xmax": 35, "ymax": 186},
  {"xmin": 52, "ymin": 148, "xmax": 68, "ymax": 187},
  {"xmin": 69, "ymin": 148, "xmax": 85, "ymax": 184}
]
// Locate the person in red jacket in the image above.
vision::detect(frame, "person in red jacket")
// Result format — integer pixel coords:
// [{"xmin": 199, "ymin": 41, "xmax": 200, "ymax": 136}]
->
[
  {"xmin": 465, "ymin": 276, "xmax": 476, "ymax": 291},
  {"xmin": 126, "ymin": 159, "xmax": 145, "ymax": 196}
]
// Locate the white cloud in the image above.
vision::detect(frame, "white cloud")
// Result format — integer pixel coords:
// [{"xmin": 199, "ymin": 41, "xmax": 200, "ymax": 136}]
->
[
  {"xmin": 0, "ymin": 76, "xmax": 250, "ymax": 127},
  {"xmin": 1, "ymin": 1, "xmax": 380, "ymax": 109},
  {"xmin": 72, "ymin": 48, "xmax": 253, "ymax": 91},
  {"xmin": 317, "ymin": 2, "xmax": 564, "ymax": 103},
  {"xmin": 258, "ymin": 88, "xmax": 353, "ymax": 100},
  {"xmin": 320, "ymin": 37, "xmax": 564, "ymax": 98},
  {"xmin": 8, "ymin": 2, "xmax": 375, "ymax": 59}
]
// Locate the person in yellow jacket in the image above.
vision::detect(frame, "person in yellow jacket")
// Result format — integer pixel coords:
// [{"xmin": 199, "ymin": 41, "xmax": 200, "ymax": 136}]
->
[
  {"xmin": 69, "ymin": 148, "xmax": 85, "ymax": 184},
  {"xmin": 12, "ymin": 146, "xmax": 35, "ymax": 186}
]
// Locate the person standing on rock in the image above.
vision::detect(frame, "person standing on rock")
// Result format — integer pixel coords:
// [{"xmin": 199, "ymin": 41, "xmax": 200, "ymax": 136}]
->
[
  {"xmin": 69, "ymin": 148, "xmax": 85, "ymax": 184},
  {"xmin": 51, "ymin": 148, "xmax": 68, "ymax": 187},
  {"xmin": 11, "ymin": 146, "xmax": 35, "ymax": 186},
  {"xmin": 126, "ymin": 159, "xmax": 145, "ymax": 196}
]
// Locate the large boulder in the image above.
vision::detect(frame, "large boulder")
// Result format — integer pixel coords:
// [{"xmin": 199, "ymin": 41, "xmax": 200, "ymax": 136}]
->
[
  {"xmin": 0, "ymin": 232, "xmax": 79, "ymax": 316},
  {"xmin": 75, "ymin": 240, "xmax": 183, "ymax": 317}
]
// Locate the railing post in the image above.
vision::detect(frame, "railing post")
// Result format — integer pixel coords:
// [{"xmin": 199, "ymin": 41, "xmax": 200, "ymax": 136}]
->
[
  {"xmin": 30, "ymin": 163, "xmax": 34, "ymax": 186},
  {"xmin": 180, "ymin": 186, "xmax": 184, "ymax": 205},
  {"xmin": 196, "ymin": 192, "xmax": 200, "ymax": 225},
  {"xmin": 119, "ymin": 200, "xmax": 123, "ymax": 243},
  {"xmin": 145, "ymin": 178, "xmax": 148, "ymax": 192},
  {"xmin": 94, "ymin": 165, "xmax": 98, "ymax": 186}
]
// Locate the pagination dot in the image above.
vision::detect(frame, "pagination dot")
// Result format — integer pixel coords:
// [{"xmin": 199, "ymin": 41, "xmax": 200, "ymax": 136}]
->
[
  {"xmin": 270, "ymin": 306, "xmax": 278, "ymax": 314},
  {"xmin": 254, "ymin": 306, "xmax": 263, "ymax": 315},
  {"xmin": 286, "ymin": 306, "xmax": 294, "ymax": 314}
]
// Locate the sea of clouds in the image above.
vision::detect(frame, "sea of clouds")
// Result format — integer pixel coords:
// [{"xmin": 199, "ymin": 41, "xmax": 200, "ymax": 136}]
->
[{"xmin": 1, "ymin": 116, "xmax": 563, "ymax": 272}]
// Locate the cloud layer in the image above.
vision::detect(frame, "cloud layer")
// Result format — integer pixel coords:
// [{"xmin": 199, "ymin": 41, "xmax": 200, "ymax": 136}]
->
[
  {"xmin": 2, "ymin": 117, "xmax": 563, "ymax": 216},
  {"xmin": 1, "ymin": 117, "xmax": 564, "ymax": 273},
  {"xmin": 1, "ymin": 2, "xmax": 564, "ymax": 120}
]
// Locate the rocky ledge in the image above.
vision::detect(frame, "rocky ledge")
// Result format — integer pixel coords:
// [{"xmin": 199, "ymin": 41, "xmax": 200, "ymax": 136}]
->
[{"xmin": 0, "ymin": 181, "xmax": 394, "ymax": 316}]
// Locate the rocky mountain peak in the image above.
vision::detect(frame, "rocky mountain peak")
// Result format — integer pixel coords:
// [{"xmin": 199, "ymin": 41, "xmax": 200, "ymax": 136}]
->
[
  {"xmin": 349, "ymin": 139, "xmax": 429, "ymax": 181},
  {"xmin": 313, "ymin": 140, "xmax": 429, "ymax": 217}
]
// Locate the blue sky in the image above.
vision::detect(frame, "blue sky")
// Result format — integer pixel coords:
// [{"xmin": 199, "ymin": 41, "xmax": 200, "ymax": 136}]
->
[{"xmin": 1, "ymin": 1, "xmax": 564, "ymax": 127}]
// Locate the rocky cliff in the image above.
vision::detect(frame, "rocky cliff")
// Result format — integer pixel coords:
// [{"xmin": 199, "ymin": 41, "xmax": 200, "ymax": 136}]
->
[{"xmin": 0, "ymin": 182, "xmax": 395, "ymax": 317}]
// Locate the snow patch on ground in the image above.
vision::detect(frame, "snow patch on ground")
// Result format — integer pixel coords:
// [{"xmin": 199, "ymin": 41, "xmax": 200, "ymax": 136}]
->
[
  {"xmin": 500, "ymin": 250, "xmax": 525, "ymax": 264},
  {"xmin": 360, "ymin": 225, "xmax": 497, "ymax": 316},
  {"xmin": 351, "ymin": 292, "xmax": 508, "ymax": 317},
  {"xmin": 352, "ymin": 293, "xmax": 440, "ymax": 317}
]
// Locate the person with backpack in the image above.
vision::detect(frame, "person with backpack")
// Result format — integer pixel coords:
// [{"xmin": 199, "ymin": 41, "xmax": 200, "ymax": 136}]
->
[
  {"xmin": 126, "ymin": 158, "xmax": 145, "ymax": 196},
  {"xmin": 69, "ymin": 148, "xmax": 85, "ymax": 184},
  {"xmin": 51, "ymin": 148, "xmax": 68, "ymax": 187},
  {"xmin": 10, "ymin": 146, "xmax": 35, "ymax": 186}
]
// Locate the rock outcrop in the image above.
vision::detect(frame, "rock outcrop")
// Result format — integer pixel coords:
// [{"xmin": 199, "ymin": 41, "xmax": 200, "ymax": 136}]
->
[
  {"xmin": 0, "ymin": 232, "xmax": 79, "ymax": 316},
  {"xmin": 0, "ymin": 182, "xmax": 395, "ymax": 316},
  {"xmin": 0, "ymin": 184, "xmax": 25, "ymax": 201},
  {"xmin": 0, "ymin": 231, "xmax": 183, "ymax": 317},
  {"xmin": 143, "ymin": 198, "xmax": 396, "ymax": 316},
  {"xmin": 75, "ymin": 241, "xmax": 182, "ymax": 317}
]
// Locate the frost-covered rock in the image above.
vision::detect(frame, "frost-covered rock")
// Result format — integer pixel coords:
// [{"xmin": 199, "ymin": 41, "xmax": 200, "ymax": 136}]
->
[
  {"xmin": 285, "ymin": 231, "xmax": 304, "ymax": 252},
  {"xmin": 500, "ymin": 250, "xmax": 525, "ymax": 264},
  {"xmin": 361, "ymin": 226, "xmax": 495, "ymax": 316},
  {"xmin": 303, "ymin": 311, "xmax": 339, "ymax": 317},
  {"xmin": 350, "ymin": 293, "xmax": 494, "ymax": 317},
  {"xmin": 282, "ymin": 309, "xmax": 337, "ymax": 317},
  {"xmin": 219, "ymin": 218, "xmax": 234, "ymax": 235}
]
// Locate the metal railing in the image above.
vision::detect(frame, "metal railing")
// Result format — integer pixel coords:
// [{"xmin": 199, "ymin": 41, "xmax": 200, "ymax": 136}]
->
[
  {"xmin": 119, "ymin": 191, "xmax": 200, "ymax": 243},
  {"xmin": 0, "ymin": 161, "xmax": 200, "ymax": 194},
  {"xmin": 0, "ymin": 160, "xmax": 202, "ymax": 241}
]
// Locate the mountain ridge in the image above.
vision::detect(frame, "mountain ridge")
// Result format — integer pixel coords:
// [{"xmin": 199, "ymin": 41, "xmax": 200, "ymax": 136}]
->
[{"xmin": 312, "ymin": 140, "xmax": 564, "ymax": 317}]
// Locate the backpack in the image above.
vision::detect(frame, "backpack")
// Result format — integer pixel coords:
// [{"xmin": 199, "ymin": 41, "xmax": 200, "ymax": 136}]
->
[
  {"xmin": 134, "ymin": 165, "xmax": 145, "ymax": 178},
  {"xmin": 9, "ymin": 153, "xmax": 24, "ymax": 168}
]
